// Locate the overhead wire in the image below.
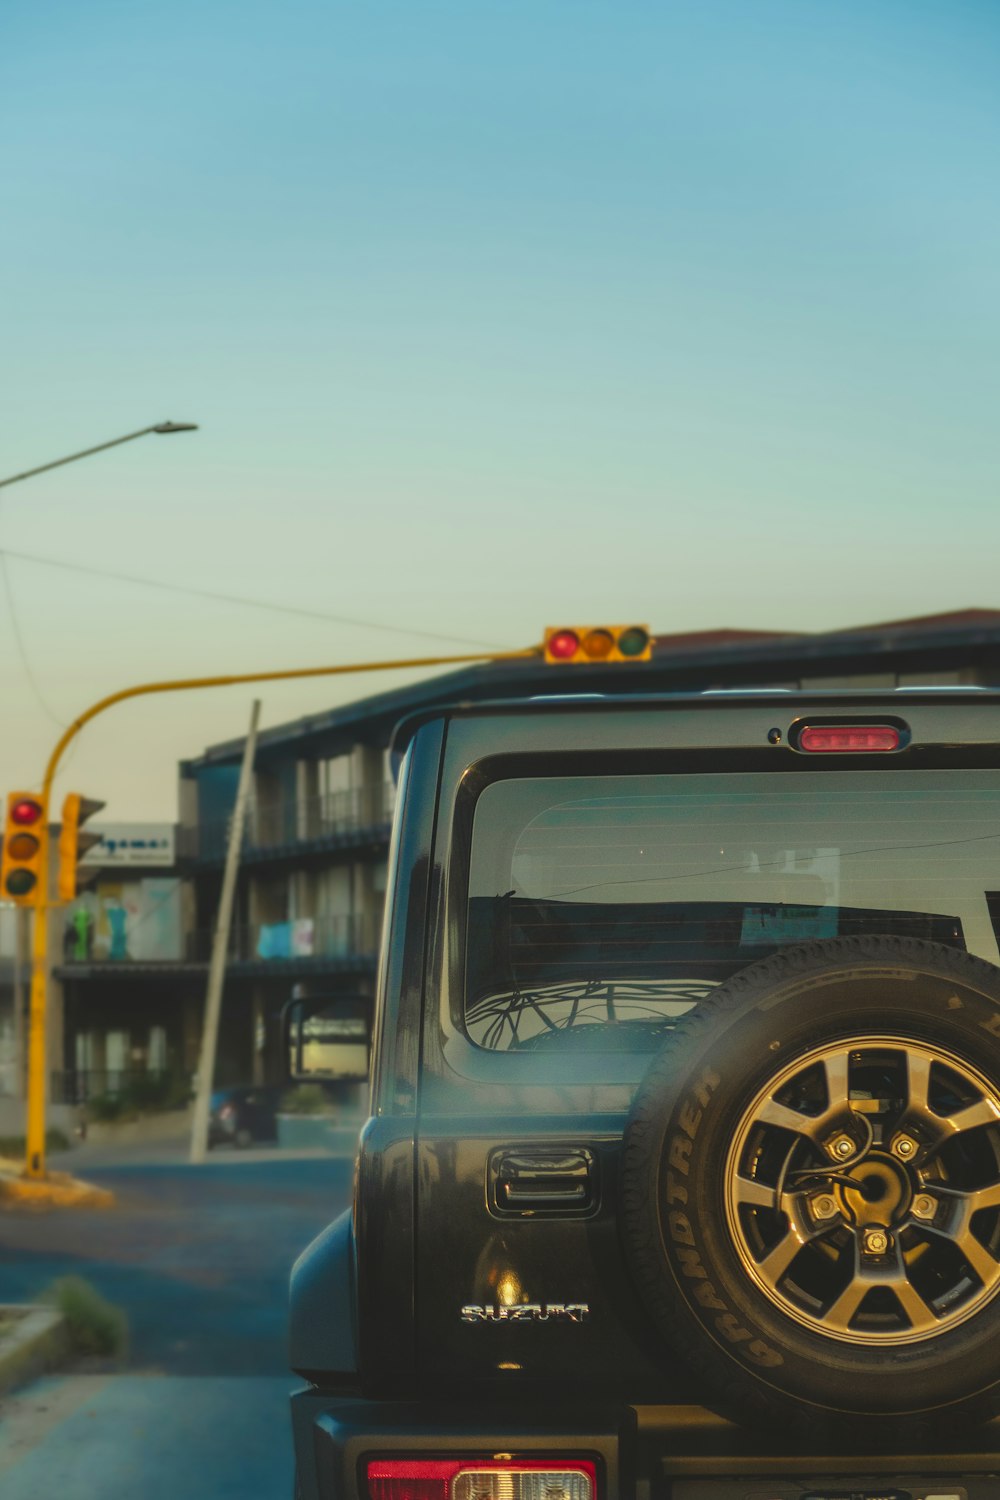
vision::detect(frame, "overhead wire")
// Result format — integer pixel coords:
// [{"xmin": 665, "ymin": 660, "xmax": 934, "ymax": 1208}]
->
[
  {"xmin": 0, "ymin": 547, "xmax": 504, "ymax": 649},
  {"xmin": 0, "ymin": 550, "xmax": 66, "ymax": 729}
]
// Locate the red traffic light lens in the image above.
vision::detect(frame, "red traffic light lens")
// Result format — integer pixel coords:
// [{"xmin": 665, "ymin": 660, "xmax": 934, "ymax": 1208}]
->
[
  {"xmin": 617, "ymin": 626, "xmax": 650, "ymax": 658},
  {"xmin": 547, "ymin": 629, "xmax": 580, "ymax": 660},
  {"xmin": 5, "ymin": 869, "xmax": 36, "ymax": 897},
  {"xmin": 7, "ymin": 832, "xmax": 39, "ymax": 861},
  {"xmin": 11, "ymin": 798, "xmax": 43, "ymax": 826}
]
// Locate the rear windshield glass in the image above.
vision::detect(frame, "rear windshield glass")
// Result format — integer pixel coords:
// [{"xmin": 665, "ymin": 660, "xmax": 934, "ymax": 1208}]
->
[{"xmin": 464, "ymin": 770, "xmax": 1000, "ymax": 1053}]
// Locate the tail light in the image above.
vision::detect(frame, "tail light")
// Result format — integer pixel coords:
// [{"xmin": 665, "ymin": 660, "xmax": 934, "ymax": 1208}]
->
[{"xmin": 367, "ymin": 1458, "xmax": 596, "ymax": 1500}]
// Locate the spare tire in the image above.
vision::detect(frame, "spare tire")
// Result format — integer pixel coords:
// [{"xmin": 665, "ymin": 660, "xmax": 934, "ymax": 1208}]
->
[{"xmin": 621, "ymin": 936, "xmax": 1000, "ymax": 1431}]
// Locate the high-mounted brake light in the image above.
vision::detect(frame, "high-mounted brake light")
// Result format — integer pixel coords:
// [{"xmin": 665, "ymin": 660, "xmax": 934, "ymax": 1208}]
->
[
  {"xmin": 799, "ymin": 725, "xmax": 900, "ymax": 753},
  {"xmin": 367, "ymin": 1458, "xmax": 596, "ymax": 1500}
]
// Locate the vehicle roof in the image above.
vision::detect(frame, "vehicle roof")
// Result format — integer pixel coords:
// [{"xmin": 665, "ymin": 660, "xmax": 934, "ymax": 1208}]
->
[{"xmin": 390, "ymin": 685, "xmax": 1000, "ymax": 756}]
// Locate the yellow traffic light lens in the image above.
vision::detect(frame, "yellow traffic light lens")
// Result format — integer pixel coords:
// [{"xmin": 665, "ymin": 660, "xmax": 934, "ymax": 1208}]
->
[
  {"xmin": 5, "ymin": 869, "xmax": 36, "ymax": 897},
  {"xmin": 582, "ymin": 629, "xmax": 614, "ymax": 660},
  {"xmin": 617, "ymin": 626, "xmax": 650, "ymax": 657},
  {"xmin": 7, "ymin": 832, "xmax": 39, "ymax": 861}
]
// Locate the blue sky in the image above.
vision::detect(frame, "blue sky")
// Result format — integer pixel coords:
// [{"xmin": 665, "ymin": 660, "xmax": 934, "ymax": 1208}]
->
[{"xmin": 2, "ymin": 2, "xmax": 999, "ymax": 816}]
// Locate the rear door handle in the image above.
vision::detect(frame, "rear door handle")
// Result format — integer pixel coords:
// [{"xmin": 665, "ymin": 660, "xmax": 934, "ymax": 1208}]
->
[{"xmin": 490, "ymin": 1148, "xmax": 597, "ymax": 1216}]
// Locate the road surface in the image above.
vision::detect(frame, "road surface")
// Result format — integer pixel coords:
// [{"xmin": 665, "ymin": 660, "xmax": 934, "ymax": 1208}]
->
[{"xmin": 0, "ymin": 1153, "xmax": 351, "ymax": 1498}]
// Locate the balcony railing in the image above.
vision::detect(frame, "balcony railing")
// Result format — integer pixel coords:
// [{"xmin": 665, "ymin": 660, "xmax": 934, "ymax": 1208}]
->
[
  {"xmin": 179, "ymin": 782, "xmax": 395, "ymax": 862},
  {"xmin": 226, "ymin": 914, "xmax": 378, "ymax": 964},
  {"xmin": 58, "ymin": 915, "xmax": 377, "ymax": 966}
]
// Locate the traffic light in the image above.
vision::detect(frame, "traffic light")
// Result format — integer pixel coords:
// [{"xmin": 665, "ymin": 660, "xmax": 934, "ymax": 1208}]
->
[
  {"xmin": 1, "ymin": 793, "xmax": 48, "ymax": 905},
  {"xmin": 544, "ymin": 625, "xmax": 653, "ymax": 664},
  {"xmin": 57, "ymin": 794, "xmax": 106, "ymax": 902}
]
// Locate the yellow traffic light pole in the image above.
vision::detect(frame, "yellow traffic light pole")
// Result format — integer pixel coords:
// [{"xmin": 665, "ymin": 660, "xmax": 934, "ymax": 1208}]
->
[{"xmin": 24, "ymin": 645, "xmax": 539, "ymax": 1177}]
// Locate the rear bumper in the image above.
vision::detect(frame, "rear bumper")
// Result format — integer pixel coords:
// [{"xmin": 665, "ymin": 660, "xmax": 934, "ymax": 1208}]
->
[
  {"xmin": 290, "ymin": 1394, "xmax": 624, "ymax": 1500},
  {"xmin": 290, "ymin": 1392, "xmax": 1000, "ymax": 1500}
]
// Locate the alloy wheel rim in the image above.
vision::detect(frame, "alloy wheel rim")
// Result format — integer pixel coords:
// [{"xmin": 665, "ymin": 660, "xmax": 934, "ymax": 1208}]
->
[{"xmin": 722, "ymin": 1035, "xmax": 1000, "ymax": 1345}]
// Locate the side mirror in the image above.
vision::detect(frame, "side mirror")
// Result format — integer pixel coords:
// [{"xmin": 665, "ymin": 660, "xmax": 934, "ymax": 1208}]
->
[{"xmin": 283, "ymin": 995, "xmax": 370, "ymax": 1083}]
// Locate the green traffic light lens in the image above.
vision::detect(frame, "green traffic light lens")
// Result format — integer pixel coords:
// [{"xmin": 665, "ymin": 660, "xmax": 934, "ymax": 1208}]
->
[
  {"xmin": 5, "ymin": 869, "xmax": 36, "ymax": 896},
  {"xmin": 617, "ymin": 627, "xmax": 650, "ymax": 657}
]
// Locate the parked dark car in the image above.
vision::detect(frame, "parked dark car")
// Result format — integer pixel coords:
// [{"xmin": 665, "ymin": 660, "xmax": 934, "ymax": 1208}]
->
[{"xmin": 208, "ymin": 1085, "xmax": 280, "ymax": 1148}]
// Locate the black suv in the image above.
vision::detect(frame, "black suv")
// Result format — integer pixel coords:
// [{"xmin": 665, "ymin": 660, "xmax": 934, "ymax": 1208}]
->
[{"xmin": 290, "ymin": 689, "xmax": 1000, "ymax": 1500}]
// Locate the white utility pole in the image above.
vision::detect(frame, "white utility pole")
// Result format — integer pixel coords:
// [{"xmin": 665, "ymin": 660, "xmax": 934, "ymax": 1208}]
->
[{"xmin": 189, "ymin": 699, "xmax": 261, "ymax": 1164}]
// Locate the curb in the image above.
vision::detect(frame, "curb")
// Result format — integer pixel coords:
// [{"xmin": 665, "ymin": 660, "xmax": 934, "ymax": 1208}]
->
[
  {"xmin": 275, "ymin": 1116, "xmax": 364, "ymax": 1156},
  {"xmin": 0, "ymin": 1306, "xmax": 68, "ymax": 1397},
  {"xmin": 325, "ymin": 1127, "xmax": 363, "ymax": 1158},
  {"xmin": 0, "ymin": 1168, "xmax": 115, "ymax": 1211}
]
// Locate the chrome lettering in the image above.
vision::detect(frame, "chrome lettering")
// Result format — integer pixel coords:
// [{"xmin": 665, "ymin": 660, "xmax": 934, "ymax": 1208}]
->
[{"xmin": 460, "ymin": 1302, "xmax": 590, "ymax": 1324}]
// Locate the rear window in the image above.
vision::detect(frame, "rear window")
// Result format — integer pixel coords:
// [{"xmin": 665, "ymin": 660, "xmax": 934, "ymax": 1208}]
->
[{"xmin": 464, "ymin": 769, "xmax": 1000, "ymax": 1053}]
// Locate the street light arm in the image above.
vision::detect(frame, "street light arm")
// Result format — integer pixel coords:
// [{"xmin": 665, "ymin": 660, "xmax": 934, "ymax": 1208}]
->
[
  {"xmin": 0, "ymin": 422, "xmax": 198, "ymax": 489},
  {"xmin": 23, "ymin": 643, "xmax": 540, "ymax": 1178},
  {"xmin": 38, "ymin": 647, "xmax": 537, "ymax": 803}
]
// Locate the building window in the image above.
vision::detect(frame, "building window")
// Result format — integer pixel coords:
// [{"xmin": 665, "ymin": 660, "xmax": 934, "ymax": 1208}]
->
[{"xmin": 148, "ymin": 1026, "xmax": 167, "ymax": 1072}]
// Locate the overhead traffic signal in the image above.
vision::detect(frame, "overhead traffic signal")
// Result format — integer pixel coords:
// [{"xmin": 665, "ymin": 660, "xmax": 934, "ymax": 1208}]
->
[
  {"xmin": 544, "ymin": 625, "xmax": 653, "ymax": 664},
  {"xmin": 1, "ymin": 793, "xmax": 48, "ymax": 905},
  {"xmin": 57, "ymin": 794, "xmax": 106, "ymax": 902}
]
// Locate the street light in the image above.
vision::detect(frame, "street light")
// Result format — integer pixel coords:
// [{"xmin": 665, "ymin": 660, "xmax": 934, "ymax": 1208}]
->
[
  {"xmin": 0, "ymin": 421, "xmax": 199, "ymax": 490},
  {"xmin": 0, "ymin": 414, "xmax": 196, "ymax": 1179},
  {"xmin": 21, "ymin": 641, "xmax": 541, "ymax": 1181}
]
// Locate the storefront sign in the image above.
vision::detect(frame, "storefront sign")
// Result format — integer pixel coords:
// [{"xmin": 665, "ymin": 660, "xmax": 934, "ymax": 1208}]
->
[{"xmin": 82, "ymin": 823, "xmax": 175, "ymax": 867}]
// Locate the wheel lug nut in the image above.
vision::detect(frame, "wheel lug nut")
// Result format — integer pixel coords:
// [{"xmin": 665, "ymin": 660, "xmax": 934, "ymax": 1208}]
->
[
  {"xmin": 863, "ymin": 1229, "xmax": 890, "ymax": 1255},
  {"xmin": 893, "ymin": 1135, "xmax": 917, "ymax": 1160},
  {"xmin": 830, "ymin": 1135, "xmax": 855, "ymax": 1160},
  {"xmin": 813, "ymin": 1195, "xmax": 837, "ymax": 1219},
  {"xmin": 912, "ymin": 1194, "xmax": 936, "ymax": 1220}
]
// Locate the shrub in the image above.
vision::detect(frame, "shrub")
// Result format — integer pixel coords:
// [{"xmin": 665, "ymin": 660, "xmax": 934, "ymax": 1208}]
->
[
  {"xmin": 163, "ymin": 1074, "xmax": 193, "ymax": 1110},
  {"xmin": 83, "ymin": 1074, "xmax": 191, "ymax": 1122},
  {"xmin": 279, "ymin": 1084, "xmax": 332, "ymax": 1115},
  {"xmin": 44, "ymin": 1276, "xmax": 127, "ymax": 1358},
  {"xmin": 118, "ymin": 1072, "xmax": 170, "ymax": 1111},
  {"xmin": 84, "ymin": 1093, "xmax": 127, "ymax": 1123},
  {"xmin": 0, "ymin": 1128, "xmax": 70, "ymax": 1158}
]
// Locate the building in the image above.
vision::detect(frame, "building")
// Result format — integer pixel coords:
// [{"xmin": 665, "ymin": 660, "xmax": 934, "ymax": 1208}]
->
[
  {"xmin": 48, "ymin": 821, "xmax": 192, "ymax": 1108},
  {"xmin": 50, "ymin": 607, "xmax": 1000, "ymax": 1102},
  {"xmin": 177, "ymin": 734, "xmax": 394, "ymax": 1092}
]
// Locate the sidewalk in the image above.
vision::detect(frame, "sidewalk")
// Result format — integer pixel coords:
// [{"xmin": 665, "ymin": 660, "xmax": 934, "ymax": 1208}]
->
[
  {"xmin": 62, "ymin": 1133, "xmax": 354, "ymax": 1170},
  {"xmin": 0, "ymin": 1374, "xmax": 295, "ymax": 1500}
]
